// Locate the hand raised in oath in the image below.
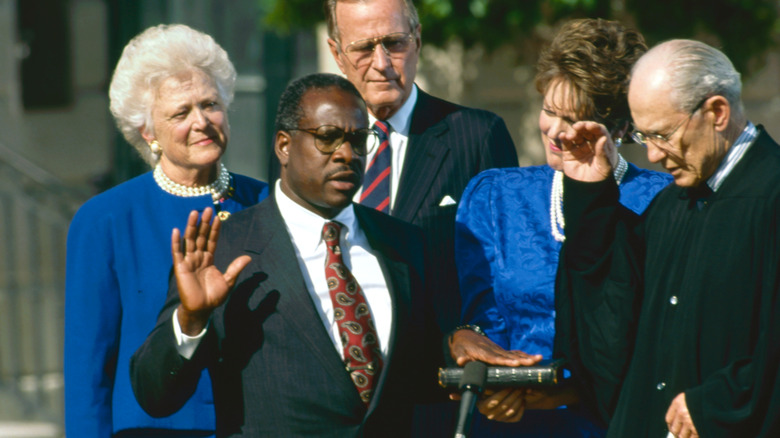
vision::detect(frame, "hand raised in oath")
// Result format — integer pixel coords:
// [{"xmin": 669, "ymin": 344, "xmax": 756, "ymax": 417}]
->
[{"xmin": 172, "ymin": 207, "xmax": 251, "ymax": 335}]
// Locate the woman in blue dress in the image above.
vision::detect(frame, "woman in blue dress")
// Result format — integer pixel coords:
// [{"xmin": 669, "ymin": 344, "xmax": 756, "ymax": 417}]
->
[
  {"xmin": 64, "ymin": 24, "xmax": 268, "ymax": 437},
  {"xmin": 448, "ymin": 19, "xmax": 672, "ymax": 437}
]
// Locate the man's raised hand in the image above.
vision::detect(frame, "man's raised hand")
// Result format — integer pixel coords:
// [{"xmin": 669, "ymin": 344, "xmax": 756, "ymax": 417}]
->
[{"xmin": 172, "ymin": 207, "xmax": 251, "ymax": 335}]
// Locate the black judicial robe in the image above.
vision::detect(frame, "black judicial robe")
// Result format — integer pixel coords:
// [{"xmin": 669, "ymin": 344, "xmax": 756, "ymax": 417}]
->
[{"xmin": 555, "ymin": 126, "xmax": 780, "ymax": 437}]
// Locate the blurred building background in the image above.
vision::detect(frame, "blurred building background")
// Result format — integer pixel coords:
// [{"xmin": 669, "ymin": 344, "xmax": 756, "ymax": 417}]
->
[{"xmin": 0, "ymin": 0, "xmax": 778, "ymax": 436}]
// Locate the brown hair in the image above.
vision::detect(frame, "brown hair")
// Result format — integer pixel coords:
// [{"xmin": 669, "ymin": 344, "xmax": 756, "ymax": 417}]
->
[{"xmin": 535, "ymin": 18, "xmax": 646, "ymax": 133}]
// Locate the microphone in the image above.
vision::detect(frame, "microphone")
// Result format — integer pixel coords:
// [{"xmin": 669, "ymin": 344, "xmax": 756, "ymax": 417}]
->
[{"xmin": 453, "ymin": 361, "xmax": 487, "ymax": 438}]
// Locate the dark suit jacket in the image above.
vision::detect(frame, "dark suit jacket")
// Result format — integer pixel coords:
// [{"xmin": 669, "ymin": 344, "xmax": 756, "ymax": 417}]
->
[
  {"xmin": 395, "ymin": 90, "xmax": 518, "ymax": 332},
  {"xmin": 130, "ymin": 197, "xmax": 441, "ymax": 437}
]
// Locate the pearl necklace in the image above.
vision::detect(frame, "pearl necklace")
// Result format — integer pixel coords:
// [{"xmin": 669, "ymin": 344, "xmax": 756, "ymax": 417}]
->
[
  {"xmin": 153, "ymin": 163, "xmax": 231, "ymax": 204},
  {"xmin": 551, "ymin": 154, "xmax": 628, "ymax": 242}
]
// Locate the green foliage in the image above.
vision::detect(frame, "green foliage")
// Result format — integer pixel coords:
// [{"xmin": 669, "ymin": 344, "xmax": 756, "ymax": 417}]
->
[
  {"xmin": 417, "ymin": 0, "xmax": 541, "ymax": 51},
  {"xmin": 258, "ymin": 0, "xmax": 324, "ymax": 34},
  {"xmin": 625, "ymin": 0, "xmax": 777, "ymax": 73},
  {"xmin": 407, "ymin": 0, "xmax": 610, "ymax": 52},
  {"xmin": 259, "ymin": 0, "xmax": 777, "ymax": 73}
]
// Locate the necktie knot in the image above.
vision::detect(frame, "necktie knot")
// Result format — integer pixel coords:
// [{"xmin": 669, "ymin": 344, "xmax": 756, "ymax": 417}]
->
[
  {"xmin": 323, "ymin": 222, "xmax": 345, "ymax": 258},
  {"xmin": 361, "ymin": 121, "xmax": 392, "ymax": 213},
  {"xmin": 373, "ymin": 120, "xmax": 390, "ymax": 137},
  {"xmin": 323, "ymin": 221, "xmax": 342, "ymax": 245}
]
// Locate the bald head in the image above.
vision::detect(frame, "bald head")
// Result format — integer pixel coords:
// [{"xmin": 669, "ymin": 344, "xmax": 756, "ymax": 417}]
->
[
  {"xmin": 628, "ymin": 39, "xmax": 748, "ymax": 188},
  {"xmin": 630, "ymin": 39, "xmax": 743, "ymax": 116}
]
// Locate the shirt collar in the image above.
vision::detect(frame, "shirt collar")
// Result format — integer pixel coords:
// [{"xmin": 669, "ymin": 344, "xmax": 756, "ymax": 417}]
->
[
  {"xmin": 274, "ymin": 180, "xmax": 357, "ymax": 253},
  {"xmin": 707, "ymin": 121, "xmax": 758, "ymax": 192},
  {"xmin": 369, "ymin": 84, "xmax": 418, "ymax": 135}
]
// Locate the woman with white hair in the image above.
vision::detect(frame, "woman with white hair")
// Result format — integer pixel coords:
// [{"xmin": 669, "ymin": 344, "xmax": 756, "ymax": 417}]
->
[{"xmin": 64, "ymin": 24, "xmax": 268, "ymax": 436}]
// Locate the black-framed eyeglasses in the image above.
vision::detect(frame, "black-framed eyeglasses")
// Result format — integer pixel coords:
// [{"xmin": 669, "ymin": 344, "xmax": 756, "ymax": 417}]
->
[
  {"xmin": 630, "ymin": 97, "xmax": 708, "ymax": 149},
  {"xmin": 341, "ymin": 32, "xmax": 416, "ymax": 69},
  {"xmin": 288, "ymin": 125, "xmax": 377, "ymax": 156}
]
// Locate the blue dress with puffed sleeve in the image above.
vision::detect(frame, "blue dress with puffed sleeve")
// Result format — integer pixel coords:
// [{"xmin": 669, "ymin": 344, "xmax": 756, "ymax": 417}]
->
[
  {"xmin": 64, "ymin": 171, "xmax": 268, "ymax": 437},
  {"xmin": 455, "ymin": 163, "xmax": 671, "ymax": 437}
]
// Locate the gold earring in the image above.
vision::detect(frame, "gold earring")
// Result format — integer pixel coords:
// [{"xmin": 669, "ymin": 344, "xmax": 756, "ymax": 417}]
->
[{"xmin": 149, "ymin": 140, "xmax": 162, "ymax": 155}]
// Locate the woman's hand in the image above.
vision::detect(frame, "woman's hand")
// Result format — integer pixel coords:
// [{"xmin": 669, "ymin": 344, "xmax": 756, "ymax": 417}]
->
[
  {"xmin": 471, "ymin": 381, "xmax": 581, "ymax": 423},
  {"xmin": 172, "ymin": 207, "xmax": 251, "ymax": 335},
  {"xmin": 476, "ymin": 388, "xmax": 527, "ymax": 423},
  {"xmin": 558, "ymin": 121, "xmax": 619, "ymax": 182}
]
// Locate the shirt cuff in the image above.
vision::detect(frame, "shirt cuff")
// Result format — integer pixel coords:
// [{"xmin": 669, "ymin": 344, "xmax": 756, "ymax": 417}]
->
[{"xmin": 172, "ymin": 308, "xmax": 208, "ymax": 360}]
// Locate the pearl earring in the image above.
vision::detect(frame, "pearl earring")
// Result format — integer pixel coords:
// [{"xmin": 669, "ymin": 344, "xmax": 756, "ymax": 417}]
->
[{"xmin": 149, "ymin": 140, "xmax": 162, "ymax": 156}]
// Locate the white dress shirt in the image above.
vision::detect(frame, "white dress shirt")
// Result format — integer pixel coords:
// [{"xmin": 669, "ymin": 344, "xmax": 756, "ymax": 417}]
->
[
  {"xmin": 354, "ymin": 84, "xmax": 418, "ymax": 211},
  {"xmin": 175, "ymin": 181, "xmax": 393, "ymax": 361},
  {"xmin": 707, "ymin": 121, "xmax": 757, "ymax": 192}
]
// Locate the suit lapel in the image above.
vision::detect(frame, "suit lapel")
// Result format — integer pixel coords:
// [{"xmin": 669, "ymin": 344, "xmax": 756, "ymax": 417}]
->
[
  {"xmin": 394, "ymin": 90, "xmax": 451, "ymax": 223},
  {"xmin": 354, "ymin": 206, "xmax": 412, "ymax": 413},
  {"xmin": 233, "ymin": 201, "xmax": 414, "ymax": 411},
  {"xmin": 237, "ymin": 200, "xmax": 357, "ymax": 390}
]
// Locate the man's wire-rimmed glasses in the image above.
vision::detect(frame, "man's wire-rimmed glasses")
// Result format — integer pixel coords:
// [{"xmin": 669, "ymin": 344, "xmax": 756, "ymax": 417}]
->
[
  {"xmin": 630, "ymin": 97, "xmax": 708, "ymax": 151},
  {"xmin": 340, "ymin": 32, "xmax": 416, "ymax": 69},
  {"xmin": 288, "ymin": 125, "xmax": 377, "ymax": 156}
]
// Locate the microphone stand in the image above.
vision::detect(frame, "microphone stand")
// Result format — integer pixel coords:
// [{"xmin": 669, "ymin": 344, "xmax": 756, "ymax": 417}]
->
[{"xmin": 453, "ymin": 361, "xmax": 487, "ymax": 438}]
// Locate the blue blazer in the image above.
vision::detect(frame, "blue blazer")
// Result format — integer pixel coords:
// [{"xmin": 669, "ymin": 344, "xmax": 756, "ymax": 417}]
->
[
  {"xmin": 130, "ymin": 198, "xmax": 441, "ymax": 437},
  {"xmin": 64, "ymin": 172, "xmax": 268, "ymax": 436}
]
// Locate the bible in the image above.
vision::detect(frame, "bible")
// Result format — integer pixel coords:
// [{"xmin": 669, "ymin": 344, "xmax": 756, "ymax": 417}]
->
[{"xmin": 438, "ymin": 358, "xmax": 566, "ymax": 389}]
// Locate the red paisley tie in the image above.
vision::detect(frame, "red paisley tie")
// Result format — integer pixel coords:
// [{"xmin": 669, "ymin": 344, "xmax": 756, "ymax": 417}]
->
[{"xmin": 322, "ymin": 221, "xmax": 383, "ymax": 404}]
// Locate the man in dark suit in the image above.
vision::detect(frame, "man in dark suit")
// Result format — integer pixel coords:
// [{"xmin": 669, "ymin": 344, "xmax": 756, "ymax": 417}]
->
[
  {"xmin": 325, "ymin": 0, "xmax": 519, "ymax": 333},
  {"xmin": 130, "ymin": 73, "xmax": 440, "ymax": 437}
]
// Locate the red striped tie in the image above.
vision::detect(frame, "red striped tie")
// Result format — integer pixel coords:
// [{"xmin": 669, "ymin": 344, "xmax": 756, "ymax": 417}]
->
[{"xmin": 360, "ymin": 120, "xmax": 391, "ymax": 213}]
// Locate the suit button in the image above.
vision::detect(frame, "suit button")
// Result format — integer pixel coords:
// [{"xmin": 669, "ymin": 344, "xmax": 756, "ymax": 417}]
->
[
  {"xmin": 656, "ymin": 382, "xmax": 666, "ymax": 391},
  {"xmin": 669, "ymin": 296, "xmax": 678, "ymax": 305}
]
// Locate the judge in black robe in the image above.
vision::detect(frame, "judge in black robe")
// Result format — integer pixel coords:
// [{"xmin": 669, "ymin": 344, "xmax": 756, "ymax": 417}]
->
[{"xmin": 554, "ymin": 39, "xmax": 780, "ymax": 438}]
